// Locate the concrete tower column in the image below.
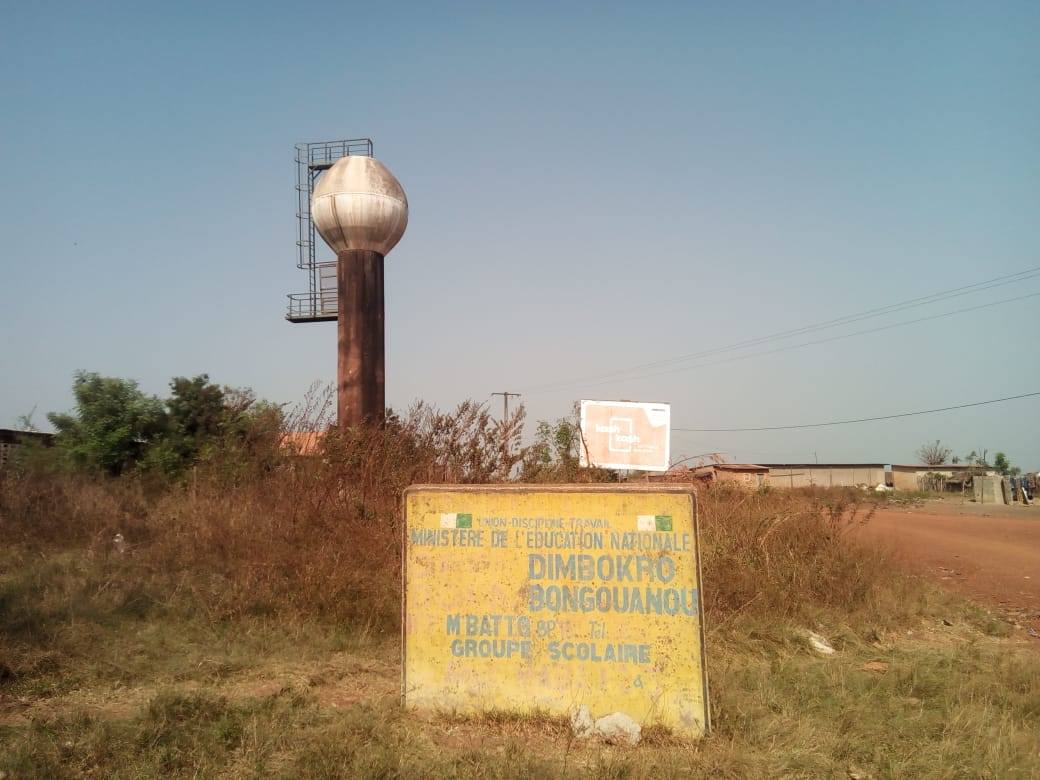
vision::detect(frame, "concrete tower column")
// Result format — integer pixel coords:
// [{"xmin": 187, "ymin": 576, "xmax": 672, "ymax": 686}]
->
[{"xmin": 337, "ymin": 249, "xmax": 385, "ymax": 428}]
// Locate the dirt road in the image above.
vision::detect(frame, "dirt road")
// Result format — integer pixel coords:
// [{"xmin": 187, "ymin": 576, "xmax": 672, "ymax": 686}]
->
[{"xmin": 858, "ymin": 501, "xmax": 1040, "ymax": 633}]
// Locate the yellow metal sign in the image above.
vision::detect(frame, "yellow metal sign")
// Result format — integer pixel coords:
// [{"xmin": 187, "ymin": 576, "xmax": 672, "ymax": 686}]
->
[{"xmin": 403, "ymin": 485, "xmax": 709, "ymax": 737}]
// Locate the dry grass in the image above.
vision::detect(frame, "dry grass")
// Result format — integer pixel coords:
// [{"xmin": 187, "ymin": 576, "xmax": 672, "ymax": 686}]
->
[
  {"xmin": 698, "ymin": 485, "xmax": 923, "ymax": 630},
  {"xmin": 1, "ymin": 593, "xmax": 1037, "ymax": 778},
  {"xmin": 2, "ymin": 403, "xmax": 1038, "ymax": 776},
  {"xmin": 0, "ymin": 432, "xmax": 911, "ymax": 636},
  {"xmin": 0, "ymin": 400, "xmax": 527, "ymax": 632}
]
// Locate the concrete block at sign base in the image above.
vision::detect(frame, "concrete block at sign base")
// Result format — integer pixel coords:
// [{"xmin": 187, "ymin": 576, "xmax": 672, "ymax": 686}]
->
[{"xmin": 593, "ymin": 712, "xmax": 642, "ymax": 745}]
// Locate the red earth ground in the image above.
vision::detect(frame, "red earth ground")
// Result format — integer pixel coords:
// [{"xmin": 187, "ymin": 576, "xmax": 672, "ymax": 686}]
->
[{"xmin": 856, "ymin": 498, "xmax": 1040, "ymax": 638}]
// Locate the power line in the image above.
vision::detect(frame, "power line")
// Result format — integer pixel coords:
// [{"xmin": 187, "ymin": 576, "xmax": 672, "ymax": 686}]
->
[
  {"xmin": 527, "ymin": 269, "xmax": 1040, "ymax": 394},
  {"xmin": 522, "ymin": 265, "xmax": 1040, "ymax": 394},
  {"xmin": 553, "ymin": 290, "xmax": 1040, "ymax": 391},
  {"xmin": 674, "ymin": 391, "xmax": 1040, "ymax": 433}
]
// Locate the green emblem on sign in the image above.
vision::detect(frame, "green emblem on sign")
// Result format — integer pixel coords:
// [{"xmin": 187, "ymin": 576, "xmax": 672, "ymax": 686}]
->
[
  {"xmin": 440, "ymin": 512, "xmax": 473, "ymax": 529},
  {"xmin": 655, "ymin": 515, "xmax": 673, "ymax": 532}
]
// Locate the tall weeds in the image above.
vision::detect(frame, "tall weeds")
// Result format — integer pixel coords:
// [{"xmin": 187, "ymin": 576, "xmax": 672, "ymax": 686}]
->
[
  {"xmin": 0, "ymin": 398, "xmax": 904, "ymax": 634},
  {"xmin": 697, "ymin": 485, "xmax": 901, "ymax": 630}
]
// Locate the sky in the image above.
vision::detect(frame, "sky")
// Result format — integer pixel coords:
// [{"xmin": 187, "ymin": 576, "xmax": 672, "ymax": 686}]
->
[{"xmin": 1, "ymin": 1, "xmax": 1038, "ymax": 470}]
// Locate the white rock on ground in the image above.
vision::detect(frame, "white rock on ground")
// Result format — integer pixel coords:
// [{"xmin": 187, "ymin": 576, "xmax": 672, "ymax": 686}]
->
[
  {"xmin": 570, "ymin": 705, "xmax": 594, "ymax": 738},
  {"xmin": 807, "ymin": 630, "xmax": 836, "ymax": 655},
  {"xmin": 593, "ymin": 712, "xmax": 642, "ymax": 745}
]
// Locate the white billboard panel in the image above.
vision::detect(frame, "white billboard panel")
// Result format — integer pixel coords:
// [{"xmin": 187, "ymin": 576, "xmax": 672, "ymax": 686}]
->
[{"xmin": 579, "ymin": 400, "xmax": 671, "ymax": 472}]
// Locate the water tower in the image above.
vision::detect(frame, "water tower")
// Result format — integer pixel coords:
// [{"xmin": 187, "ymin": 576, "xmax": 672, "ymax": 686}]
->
[{"xmin": 285, "ymin": 139, "xmax": 408, "ymax": 429}]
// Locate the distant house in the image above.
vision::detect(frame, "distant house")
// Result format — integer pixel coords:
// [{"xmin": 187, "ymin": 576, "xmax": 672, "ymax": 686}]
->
[
  {"xmin": 279, "ymin": 430, "xmax": 326, "ymax": 457},
  {"xmin": 702, "ymin": 463, "xmax": 769, "ymax": 487},
  {"xmin": 759, "ymin": 463, "xmax": 887, "ymax": 488},
  {"xmin": 0, "ymin": 428, "xmax": 55, "ymax": 469},
  {"xmin": 650, "ymin": 463, "xmax": 768, "ymax": 488},
  {"xmin": 890, "ymin": 464, "xmax": 995, "ymax": 492}
]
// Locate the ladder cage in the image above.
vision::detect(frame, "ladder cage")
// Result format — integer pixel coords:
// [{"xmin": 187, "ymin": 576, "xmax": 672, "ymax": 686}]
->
[{"xmin": 286, "ymin": 138, "xmax": 374, "ymax": 322}]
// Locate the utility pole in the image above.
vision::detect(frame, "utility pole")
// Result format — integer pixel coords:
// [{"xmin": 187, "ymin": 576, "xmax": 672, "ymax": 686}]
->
[
  {"xmin": 491, "ymin": 391, "xmax": 521, "ymax": 464},
  {"xmin": 491, "ymin": 391, "xmax": 521, "ymax": 424}
]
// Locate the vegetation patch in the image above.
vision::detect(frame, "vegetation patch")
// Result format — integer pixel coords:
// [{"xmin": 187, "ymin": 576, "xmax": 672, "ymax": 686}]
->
[{"xmin": 2, "ymin": 390, "xmax": 1038, "ymax": 776}]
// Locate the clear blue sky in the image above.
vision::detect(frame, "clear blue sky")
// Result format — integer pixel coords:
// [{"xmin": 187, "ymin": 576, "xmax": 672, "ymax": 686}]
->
[{"xmin": 2, "ymin": 1, "xmax": 1038, "ymax": 469}]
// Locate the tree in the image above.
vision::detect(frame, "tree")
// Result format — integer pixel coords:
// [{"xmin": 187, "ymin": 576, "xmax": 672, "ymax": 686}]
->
[
  {"xmin": 965, "ymin": 449, "xmax": 989, "ymax": 468},
  {"xmin": 47, "ymin": 370, "xmax": 284, "ymax": 478},
  {"xmin": 212, "ymin": 388, "xmax": 285, "ymax": 468},
  {"xmin": 519, "ymin": 404, "xmax": 616, "ymax": 483},
  {"xmin": 917, "ymin": 440, "xmax": 951, "ymax": 466},
  {"xmin": 144, "ymin": 377, "xmax": 284, "ymax": 476},
  {"xmin": 522, "ymin": 417, "xmax": 582, "ymax": 481},
  {"xmin": 993, "ymin": 452, "xmax": 1011, "ymax": 476},
  {"xmin": 16, "ymin": 406, "xmax": 39, "ymax": 432},
  {"xmin": 136, "ymin": 374, "xmax": 227, "ymax": 474},
  {"xmin": 167, "ymin": 375, "xmax": 226, "ymax": 442},
  {"xmin": 48, "ymin": 371, "xmax": 166, "ymax": 475}
]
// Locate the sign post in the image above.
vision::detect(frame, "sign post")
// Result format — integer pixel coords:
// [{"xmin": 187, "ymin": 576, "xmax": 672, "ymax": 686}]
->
[
  {"xmin": 579, "ymin": 400, "xmax": 671, "ymax": 472},
  {"xmin": 403, "ymin": 484, "xmax": 709, "ymax": 737}
]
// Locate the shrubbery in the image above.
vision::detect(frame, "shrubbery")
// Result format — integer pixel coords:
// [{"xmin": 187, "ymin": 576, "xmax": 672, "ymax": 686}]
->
[
  {"xmin": 37, "ymin": 370, "xmax": 282, "ymax": 478},
  {"xmin": 2, "ymin": 381, "xmax": 905, "ymax": 635}
]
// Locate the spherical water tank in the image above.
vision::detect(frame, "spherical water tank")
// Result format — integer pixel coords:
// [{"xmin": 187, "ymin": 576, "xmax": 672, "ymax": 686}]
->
[{"xmin": 311, "ymin": 156, "xmax": 408, "ymax": 256}]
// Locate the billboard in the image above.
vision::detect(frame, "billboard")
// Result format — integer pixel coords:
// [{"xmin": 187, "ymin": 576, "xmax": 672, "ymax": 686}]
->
[
  {"xmin": 579, "ymin": 400, "xmax": 671, "ymax": 472},
  {"xmin": 403, "ymin": 485, "xmax": 709, "ymax": 738}
]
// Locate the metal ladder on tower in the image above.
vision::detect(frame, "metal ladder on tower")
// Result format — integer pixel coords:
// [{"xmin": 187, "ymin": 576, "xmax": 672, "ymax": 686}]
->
[{"xmin": 285, "ymin": 138, "xmax": 374, "ymax": 323}]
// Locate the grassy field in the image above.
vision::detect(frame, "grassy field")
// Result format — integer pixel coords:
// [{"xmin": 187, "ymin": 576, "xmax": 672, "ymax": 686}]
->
[
  {"xmin": 1, "ymin": 545, "xmax": 1037, "ymax": 778},
  {"xmin": 2, "ymin": 436, "xmax": 1039, "ymax": 777}
]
